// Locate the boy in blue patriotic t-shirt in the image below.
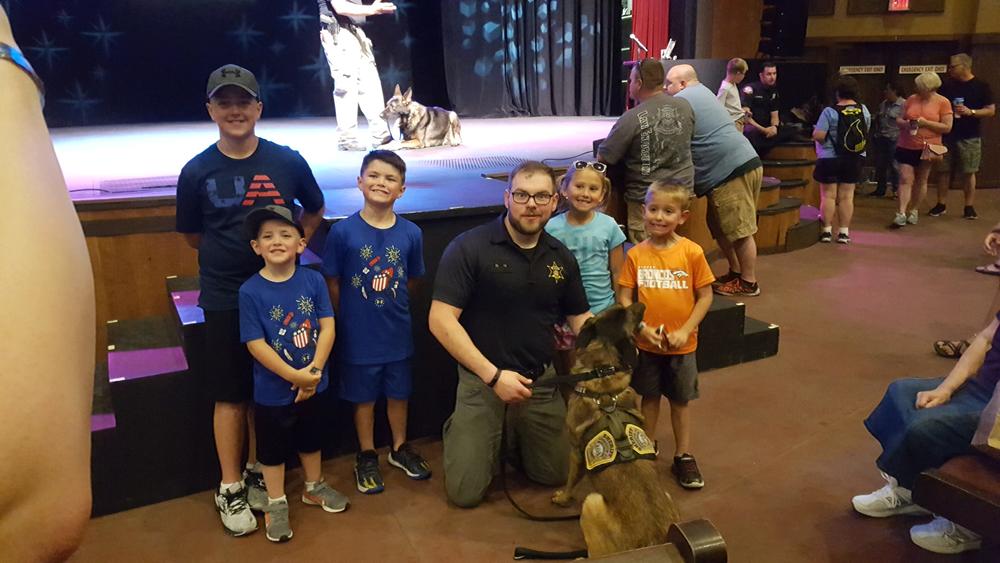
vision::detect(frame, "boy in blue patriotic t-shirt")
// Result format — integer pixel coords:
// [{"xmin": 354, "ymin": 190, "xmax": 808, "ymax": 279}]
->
[
  {"xmin": 322, "ymin": 150, "xmax": 431, "ymax": 494},
  {"xmin": 239, "ymin": 205, "xmax": 348, "ymax": 543}
]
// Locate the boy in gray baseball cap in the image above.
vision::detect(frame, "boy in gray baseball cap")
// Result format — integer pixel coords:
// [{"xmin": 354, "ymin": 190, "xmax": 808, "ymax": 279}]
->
[{"xmin": 206, "ymin": 64, "xmax": 259, "ymax": 100}]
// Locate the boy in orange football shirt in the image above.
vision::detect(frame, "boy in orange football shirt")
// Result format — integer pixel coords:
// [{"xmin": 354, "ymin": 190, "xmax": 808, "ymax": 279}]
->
[{"xmin": 617, "ymin": 180, "xmax": 714, "ymax": 489}]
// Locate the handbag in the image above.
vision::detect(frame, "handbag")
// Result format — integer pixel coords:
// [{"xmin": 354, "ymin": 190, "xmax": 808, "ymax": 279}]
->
[
  {"xmin": 921, "ymin": 142, "xmax": 948, "ymax": 161},
  {"xmin": 973, "ymin": 381, "xmax": 1000, "ymax": 460}
]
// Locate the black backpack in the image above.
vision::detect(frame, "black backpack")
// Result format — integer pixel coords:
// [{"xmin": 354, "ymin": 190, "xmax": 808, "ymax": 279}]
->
[{"xmin": 832, "ymin": 104, "xmax": 867, "ymax": 156}]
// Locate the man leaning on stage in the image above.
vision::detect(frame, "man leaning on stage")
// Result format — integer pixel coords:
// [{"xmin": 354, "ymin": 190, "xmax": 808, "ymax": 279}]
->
[
  {"xmin": 175, "ymin": 64, "xmax": 326, "ymax": 537},
  {"xmin": 666, "ymin": 64, "xmax": 764, "ymax": 298},
  {"xmin": 597, "ymin": 59, "xmax": 694, "ymax": 243}
]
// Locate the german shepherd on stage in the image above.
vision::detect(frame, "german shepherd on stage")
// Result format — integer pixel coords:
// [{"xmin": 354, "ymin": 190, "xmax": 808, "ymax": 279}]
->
[
  {"xmin": 551, "ymin": 302, "xmax": 680, "ymax": 557},
  {"xmin": 379, "ymin": 85, "xmax": 462, "ymax": 149}
]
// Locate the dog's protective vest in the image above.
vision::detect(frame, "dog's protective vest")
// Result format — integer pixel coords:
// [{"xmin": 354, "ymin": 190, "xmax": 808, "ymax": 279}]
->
[{"xmin": 576, "ymin": 388, "xmax": 657, "ymax": 473}]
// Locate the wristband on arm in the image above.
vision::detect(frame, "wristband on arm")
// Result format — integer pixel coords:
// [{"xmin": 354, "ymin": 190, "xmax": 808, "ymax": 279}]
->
[{"xmin": 487, "ymin": 367, "xmax": 502, "ymax": 388}]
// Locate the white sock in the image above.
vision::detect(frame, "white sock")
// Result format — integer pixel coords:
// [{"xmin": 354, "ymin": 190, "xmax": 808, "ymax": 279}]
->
[
  {"xmin": 220, "ymin": 480, "xmax": 243, "ymax": 494},
  {"xmin": 822, "ymin": 226, "xmax": 832, "ymax": 234},
  {"xmin": 305, "ymin": 479, "xmax": 321, "ymax": 492},
  {"xmin": 268, "ymin": 495, "xmax": 287, "ymax": 505},
  {"xmin": 245, "ymin": 461, "xmax": 259, "ymax": 473},
  {"xmin": 838, "ymin": 227, "xmax": 849, "ymax": 236}
]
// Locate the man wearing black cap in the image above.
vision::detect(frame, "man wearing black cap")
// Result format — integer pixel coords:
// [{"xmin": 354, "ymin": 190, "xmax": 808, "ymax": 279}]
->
[
  {"xmin": 175, "ymin": 64, "xmax": 326, "ymax": 537},
  {"xmin": 319, "ymin": 0, "xmax": 396, "ymax": 151}
]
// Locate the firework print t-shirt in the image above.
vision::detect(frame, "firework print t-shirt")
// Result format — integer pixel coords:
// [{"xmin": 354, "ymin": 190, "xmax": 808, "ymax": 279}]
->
[
  {"xmin": 239, "ymin": 267, "xmax": 334, "ymax": 406},
  {"xmin": 322, "ymin": 212, "xmax": 425, "ymax": 365}
]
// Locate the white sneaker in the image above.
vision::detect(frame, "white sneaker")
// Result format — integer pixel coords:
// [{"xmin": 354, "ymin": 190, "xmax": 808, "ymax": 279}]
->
[
  {"xmin": 907, "ymin": 209, "xmax": 919, "ymax": 225},
  {"xmin": 851, "ymin": 473, "xmax": 930, "ymax": 518},
  {"xmin": 910, "ymin": 516, "xmax": 982, "ymax": 554},
  {"xmin": 215, "ymin": 483, "xmax": 258, "ymax": 536}
]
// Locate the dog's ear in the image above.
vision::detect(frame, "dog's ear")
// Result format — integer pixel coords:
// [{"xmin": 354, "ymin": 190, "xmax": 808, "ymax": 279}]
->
[
  {"xmin": 617, "ymin": 302, "xmax": 645, "ymax": 371},
  {"xmin": 623, "ymin": 302, "xmax": 646, "ymax": 336},
  {"xmin": 393, "ymin": 84, "xmax": 402, "ymax": 96},
  {"xmin": 403, "ymin": 87, "xmax": 413, "ymax": 101}
]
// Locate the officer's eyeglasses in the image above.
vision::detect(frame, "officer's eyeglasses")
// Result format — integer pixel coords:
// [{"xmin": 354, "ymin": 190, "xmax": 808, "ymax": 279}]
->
[
  {"xmin": 508, "ymin": 190, "xmax": 554, "ymax": 205},
  {"xmin": 573, "ymin": 160, "xmax": 607, "ymax": 175}
]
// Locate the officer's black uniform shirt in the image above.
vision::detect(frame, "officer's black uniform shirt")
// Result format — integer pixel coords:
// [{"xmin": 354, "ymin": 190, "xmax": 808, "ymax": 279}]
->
[
  {"xmin": 433, "ymin": 215, "xmax": 590, "ymax": 374},
  {"xmin": 740, "ymin": 80, "xmax": 780, "ymax": 127}
]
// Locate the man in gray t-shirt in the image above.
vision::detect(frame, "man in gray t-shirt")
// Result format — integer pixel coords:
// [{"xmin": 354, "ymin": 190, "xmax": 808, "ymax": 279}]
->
[{"xmin": 598, "ymin": 60, "xmax": 694, "ymax": 242}]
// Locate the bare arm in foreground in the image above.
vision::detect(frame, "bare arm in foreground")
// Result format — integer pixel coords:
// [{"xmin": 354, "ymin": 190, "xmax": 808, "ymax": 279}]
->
[{"xmin": 0, "ymin": 6, "xmax": 95, "ymax": 561}]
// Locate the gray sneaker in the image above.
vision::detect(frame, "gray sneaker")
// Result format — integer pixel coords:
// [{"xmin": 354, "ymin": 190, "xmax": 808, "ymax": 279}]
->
[
  {"xmin": 244, "ymin": 470, "xmax": 267, "ymax": 512},
  {"xmin": 889, "ymin": 212, "xmax": 907, "ymax": 229},
  {"xmin": 263, "ymin": 499, "xmax": 293, "ymax": 542},
  {"xmin": 907, "ymin": 209, "xmax": 919, "ymax": 225},
  {"xmin": 301, "ymin": 480, "xmax": 350, "ymax": 513},
  {"xmin": 215, "ymin": 484, "xmax": 258, "ymax": 537}
]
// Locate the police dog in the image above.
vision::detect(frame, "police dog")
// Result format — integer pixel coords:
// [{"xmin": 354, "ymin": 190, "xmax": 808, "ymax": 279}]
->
[
  {"xmin": 379, "ymin": 85, "xmax": 462, "ymax": 149},
  {"xmin": 551, "ymin": 303, "xmax": 680, "ymax": 557}
]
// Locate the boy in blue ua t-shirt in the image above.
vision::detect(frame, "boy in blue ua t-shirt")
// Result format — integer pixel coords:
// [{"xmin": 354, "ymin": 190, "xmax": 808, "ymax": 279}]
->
[
  {"xmin": 239, "ymin": 205, "xmax": 348, "ymax": 542},
  {"xmin": 322, "ymin": 150, "xmax": 431, "ymax": 494}
]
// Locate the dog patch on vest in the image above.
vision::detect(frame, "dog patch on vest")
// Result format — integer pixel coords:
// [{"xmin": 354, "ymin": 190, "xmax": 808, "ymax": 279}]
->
[
  {"xmin": 626, "ymin": 424, "xmax": 656, "ymax": 456},
  {"xmin": 585, "ymin": 430, "xmax": 617, "ymax": 471},
  {"xmin": 584, "ymin": 423, "xmax": 656, "ymax": 472}
]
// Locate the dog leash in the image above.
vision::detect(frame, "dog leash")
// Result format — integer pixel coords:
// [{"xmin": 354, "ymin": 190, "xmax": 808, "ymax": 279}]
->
[
  {"xmin": 526, "ymin": 365, "xmax": 619, "ymax": 389},
  {"xmin": 502, "ymin": 365, "xmax": 624, "ymax": 560}
]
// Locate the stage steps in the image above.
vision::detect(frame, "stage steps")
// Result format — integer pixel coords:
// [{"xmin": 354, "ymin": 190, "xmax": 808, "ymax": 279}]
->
[
  {"xmin": 756, "ymin": 197, "xmax": 804, "ymax": 254},
  {"xmin": 761, "ymin": 159, "xmax": 819, "ymax": 207},
  {"xmin": 757, "ymin": 175, "xmax": 781, "ymax": 210},
  {"xmin": 90, "ymin": 315, "xmax": 219, "ymax": 516},
  {"xmin": 696, "ymin": 296, "xmax": 779, "ymax": 373}
]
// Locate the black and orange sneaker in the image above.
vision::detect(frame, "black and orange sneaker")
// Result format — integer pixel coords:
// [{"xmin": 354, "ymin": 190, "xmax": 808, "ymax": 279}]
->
[
  {"xmin": 711, "ymin": 270, "xmax": 741, "ymax": 288},
  {"xmin": 713, "ymin": 277, "xmax": 760, "ymax": 297}
]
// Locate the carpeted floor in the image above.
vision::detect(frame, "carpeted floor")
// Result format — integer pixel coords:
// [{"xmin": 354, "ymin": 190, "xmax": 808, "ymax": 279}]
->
[{"xmin": 73, "ymin": 188, "xmax": 998, "ymax": 562}]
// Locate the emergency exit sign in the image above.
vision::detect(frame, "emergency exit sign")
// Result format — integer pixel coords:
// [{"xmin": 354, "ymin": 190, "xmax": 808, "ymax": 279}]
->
[
  {"xmin": 839, "ymin": 65, "xmax": 885, "ymax": 74},
  {"xmin": 898, "ymin": 65, "xmax": 947, "ymax": 74}
]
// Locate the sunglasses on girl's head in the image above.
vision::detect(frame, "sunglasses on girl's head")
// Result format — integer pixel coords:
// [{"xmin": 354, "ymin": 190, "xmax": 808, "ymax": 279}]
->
[{"xmin": 572, "ymin": 160, "xmax": 607, "ymax": 174}]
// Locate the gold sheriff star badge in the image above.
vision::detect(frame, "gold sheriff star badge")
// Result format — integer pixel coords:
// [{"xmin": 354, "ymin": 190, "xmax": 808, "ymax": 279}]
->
[{"xmin": 547, "ymin": 261, "xmax": 565, "ymax": 282}]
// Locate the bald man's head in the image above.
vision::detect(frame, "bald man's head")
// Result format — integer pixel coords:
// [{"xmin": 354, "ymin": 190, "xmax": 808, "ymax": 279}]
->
[{"xmin": 665, "ymin": 64, "xmax": 699, "ymax": 95}]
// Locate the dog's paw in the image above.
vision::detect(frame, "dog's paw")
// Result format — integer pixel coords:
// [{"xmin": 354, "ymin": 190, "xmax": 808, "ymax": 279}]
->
[{"xmin": 551, "ymin": 490, "xmax": 574, "ymax": 507}]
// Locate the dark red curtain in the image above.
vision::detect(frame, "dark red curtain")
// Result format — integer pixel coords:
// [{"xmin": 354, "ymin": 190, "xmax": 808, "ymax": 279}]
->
[{"xmin": 630, "ymin": 0, "xmax": 669, "ymax": 61}]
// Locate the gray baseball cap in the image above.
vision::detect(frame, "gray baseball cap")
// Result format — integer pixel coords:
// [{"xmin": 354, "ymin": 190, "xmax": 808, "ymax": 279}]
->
[
  {"xmin": 244, "ymin": 205, "xmax": 304, "ymax": 240},
  {"xmin": 206, "ymin": 64, "xmax": 259, "ymax": 99}
]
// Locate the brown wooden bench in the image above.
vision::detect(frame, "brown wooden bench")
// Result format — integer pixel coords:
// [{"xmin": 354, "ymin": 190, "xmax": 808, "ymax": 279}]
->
[
  {"xmin": 913, "ymin": 455, "xmax": 1000, "ymax": 543},
  {"xmin": 586, "ymin": 519, "xmax": 728, "ymax": 562},
  {"xmin": 912, "ymin": 387, "xmax": 1000, "ymax": 545}
]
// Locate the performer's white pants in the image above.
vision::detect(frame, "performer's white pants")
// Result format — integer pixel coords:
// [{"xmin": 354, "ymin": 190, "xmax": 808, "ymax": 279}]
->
[{"xmin": 320, "ymin": 26, "xmax": 389, "ymax": 146}]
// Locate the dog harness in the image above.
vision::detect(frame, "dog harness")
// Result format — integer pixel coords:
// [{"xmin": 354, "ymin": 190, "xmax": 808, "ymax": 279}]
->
[{"xmin": 574, "ymin": 385, "xmax": 657, "ymax": 473}]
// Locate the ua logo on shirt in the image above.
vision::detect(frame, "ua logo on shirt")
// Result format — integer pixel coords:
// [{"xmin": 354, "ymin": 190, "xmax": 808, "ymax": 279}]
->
[
  {"xmin": 206, "ymin": 176, "xmax": 246, "ymax": 208},
  {"xmin": 204, "ymin": 174, "xmax": 286, "ymax": 208}
]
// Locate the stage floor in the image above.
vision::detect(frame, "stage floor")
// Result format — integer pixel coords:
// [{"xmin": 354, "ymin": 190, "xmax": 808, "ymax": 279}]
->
[{"xmin": 54, "ymin": 116, "xmax": 617, "ymax": 218}]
